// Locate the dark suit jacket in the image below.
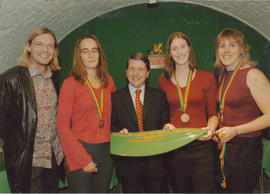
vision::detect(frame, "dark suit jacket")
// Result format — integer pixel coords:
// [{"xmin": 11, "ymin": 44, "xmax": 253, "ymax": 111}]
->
[{"xmin": 111, "ymin": 85, "xmax": 169, "ymax": 180}]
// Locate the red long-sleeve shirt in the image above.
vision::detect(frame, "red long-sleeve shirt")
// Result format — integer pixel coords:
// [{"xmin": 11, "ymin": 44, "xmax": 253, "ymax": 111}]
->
[
  {"xmin": 158, "ymin": 69, "xmax": 217, "ymax": 128},
  {"xmin": 57, "ymin": 75, "xmax": 116, "ymax": 172}
]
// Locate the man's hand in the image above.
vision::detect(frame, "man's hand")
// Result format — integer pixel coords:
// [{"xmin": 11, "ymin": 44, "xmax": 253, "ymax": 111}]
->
[{"xmin": 119, "ymin": 128, "xmax": 129, "ymax": 134}]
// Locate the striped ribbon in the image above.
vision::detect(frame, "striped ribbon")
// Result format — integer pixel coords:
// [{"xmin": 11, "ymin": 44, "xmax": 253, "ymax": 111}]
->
[
  {"xmin": 85, "ymin": 78, "xmax": 104, "ymax": 119},
  {"xmin": 216, "ymin": 132, "xmax": 227, "ymax": 188},
  {"xmin": 217, "ymin": 63, "xmax": 241, "ymax": 188},
  {"xmin": 175, "ymin": 70, "xmax": 193, "ymax": 113},
  {"xmin": 218, "ymin": 64, "xmax": 241, "ymax": 123}
]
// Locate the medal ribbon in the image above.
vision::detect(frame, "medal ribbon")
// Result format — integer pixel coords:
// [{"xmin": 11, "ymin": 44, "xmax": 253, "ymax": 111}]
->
[
  {"xmin": 218, "ymin": 63, "xmax": 241, "ymax": 123},
  {"xmin": 217, "ymin": 63, "xmax": 241, "ymax": 188},
  {"xmin": 216, "ymin": 132, "xmax": 227, "ymax": 188},
  {"xmin": 175, "ymin": 70, "xmax": 193, "ymax": 113},
  {"xmin": 85, "ymin": 78, "xmax": 104, "ymax": 119}
]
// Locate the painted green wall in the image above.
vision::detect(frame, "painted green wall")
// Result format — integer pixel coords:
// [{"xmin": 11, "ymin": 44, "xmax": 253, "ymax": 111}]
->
[{"xmin": 58, "ymin": 2, "xmax": 270, "ymax": 89}]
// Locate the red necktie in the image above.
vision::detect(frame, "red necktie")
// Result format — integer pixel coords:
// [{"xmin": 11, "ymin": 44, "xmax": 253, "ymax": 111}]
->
[{"xmin": 135, "ymin": 89, "xmax": 143, "ymax": 132}]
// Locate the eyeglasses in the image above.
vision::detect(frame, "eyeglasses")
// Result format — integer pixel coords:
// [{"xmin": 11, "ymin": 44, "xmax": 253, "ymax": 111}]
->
[
  {"xmin": 80, "ymin": 48, "xmax": 99, "ymax": 55},
  {"xmin": 32, "ymin": 42, "xmax": 55, "ymax": 51}
]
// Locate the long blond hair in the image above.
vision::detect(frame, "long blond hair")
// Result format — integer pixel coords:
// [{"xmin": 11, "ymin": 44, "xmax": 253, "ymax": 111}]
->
[
  {"xmin": 17, "ymin": 26, "xmax": 60, "ymax": 71},
  {"xmin": 163, "ymin": 32, "xmax": 197, "ymax": 79},
  {"xmin": 214, "ymin": 28, "xmax": 256, "ymax": 75},
  {"xmin": 71, "ymin": 35, "xmax": 109, "ymax": 87}
]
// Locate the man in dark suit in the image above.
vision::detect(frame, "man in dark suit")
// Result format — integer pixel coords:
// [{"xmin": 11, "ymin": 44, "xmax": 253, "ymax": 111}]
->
[{"xmin": 111, "ymin": 52, "xmax": 170, "ymax": 193}]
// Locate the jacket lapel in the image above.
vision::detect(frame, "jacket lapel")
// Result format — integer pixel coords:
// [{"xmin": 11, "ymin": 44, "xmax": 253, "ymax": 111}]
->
[
  {"xmin": 51, "ymin": 70, "xmax": 60, "ymax": 96},
  {"xmin": 19, "ymin": 67, "xmax": 37, "ymax": 112},
  {"xmin": 121, "ymin": 87, "xmax": 138, "ymax": 125},
  {"xmin": 143, "ymin": 86, "xmax": 151, "ymax": 120}
]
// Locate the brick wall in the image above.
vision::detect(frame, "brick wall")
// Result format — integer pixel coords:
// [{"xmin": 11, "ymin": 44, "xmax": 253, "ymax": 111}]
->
[{"xmin": 0, "ymin": 0, "xmax": 269, "ymax": 73}]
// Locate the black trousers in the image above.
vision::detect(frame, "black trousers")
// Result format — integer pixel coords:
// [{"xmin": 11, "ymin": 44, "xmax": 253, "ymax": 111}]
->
[
  {"xmin": 220, "ymin": 136, "xmax": 262, "ymax": 193},
  {"xmin": 166, "ymin": 140, "xmax": 217, "ymax": 193},
  {"xmin": 116, "ymin": 156, "xmax": 169, "ymax": 193},
  {"xmin": 30, "ymin": 154, "xmax": 60, "ymax": 193},
  {"xmin": 67, "ymin": 142, "xmax": 113, "ymax": 193}
]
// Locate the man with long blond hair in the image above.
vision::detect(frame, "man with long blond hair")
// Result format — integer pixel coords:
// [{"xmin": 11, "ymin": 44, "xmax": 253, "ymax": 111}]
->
[{"xmin": 0, "ymin": 26, "xmax": 64, "ymax": 192}]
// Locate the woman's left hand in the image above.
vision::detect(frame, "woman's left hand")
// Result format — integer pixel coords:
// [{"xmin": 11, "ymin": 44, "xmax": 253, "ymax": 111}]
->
[
  {"xmin": 215, "ymin": 126, "xmax": 237, "ymax": 143},
  {"xmin": 197, "ymin": 127, "xmax": 214, "ymax": 141}
]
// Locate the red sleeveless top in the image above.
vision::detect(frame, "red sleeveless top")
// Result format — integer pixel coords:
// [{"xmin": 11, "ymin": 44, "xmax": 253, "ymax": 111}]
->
[{"xmin": 218, "ymin": 67, "xmax": 262, "ymax": 137}]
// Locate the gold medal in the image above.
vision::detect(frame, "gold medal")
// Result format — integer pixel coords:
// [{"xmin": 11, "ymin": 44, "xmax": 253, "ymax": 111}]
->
[
  {"xmin": 175, "ymin": 70, "xmax": 193, "ymax": 124},
  {"xmin": 85, "ymin": 78, "xmax": 105, "ymax": 129},
  {"xmin": 99, "ymin": 119, "xmax": 105, "ymax": 128},
  {"xmin": 180, "ymin": 113, "xmax": 190, "ymax": 123}
]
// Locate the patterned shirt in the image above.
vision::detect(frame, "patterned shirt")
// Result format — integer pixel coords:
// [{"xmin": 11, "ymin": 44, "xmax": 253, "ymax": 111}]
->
[{"xmin": 29, "ymin": 64, "xmax": 63, "ymax": 168}]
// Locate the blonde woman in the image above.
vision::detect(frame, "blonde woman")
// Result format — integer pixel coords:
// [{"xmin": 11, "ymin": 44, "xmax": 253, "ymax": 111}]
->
[{"xmin": 214, "ymin": 28, "xmax": 270, "ymax": 193}]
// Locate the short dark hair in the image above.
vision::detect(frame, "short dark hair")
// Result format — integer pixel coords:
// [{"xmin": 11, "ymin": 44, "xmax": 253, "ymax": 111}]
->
[{"xmin": 126, "ymin": 52, "xmax": 150, "ymax": 71}]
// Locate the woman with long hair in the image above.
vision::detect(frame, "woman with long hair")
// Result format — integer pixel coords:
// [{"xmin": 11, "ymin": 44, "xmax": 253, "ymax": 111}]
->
[
  {"xmin": 57, "ymin": 35, "xmax": 116, "ymax": 192},
  {"xmin": 158, "ymin": 32, "xmax": 218, "ymax": 192},
  {"xmin": 214, "ymin": 28, "xmax": 270, "ymax": 193}
]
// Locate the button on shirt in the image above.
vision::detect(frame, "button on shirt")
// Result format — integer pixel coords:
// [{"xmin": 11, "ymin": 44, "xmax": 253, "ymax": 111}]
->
[{"xmin": 29, "ymin": 64, "xmax": 63, "ymax": 168}]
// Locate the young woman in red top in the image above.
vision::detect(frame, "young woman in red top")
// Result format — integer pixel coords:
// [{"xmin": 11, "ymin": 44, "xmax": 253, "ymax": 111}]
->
[
  {"xmin": 214, "ymin": 28, "xmax": 270, "ymax": 193},
  {"xmin": 158, "ymin": 32, "xmax": 218, "ymax": 193},
  {"xmin": 57, "ymin": 35, "xmax": 116, "ymax": 192}
]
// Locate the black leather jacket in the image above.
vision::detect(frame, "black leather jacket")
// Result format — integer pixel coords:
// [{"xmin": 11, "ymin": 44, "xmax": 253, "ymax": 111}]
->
[{"xmin": 0, "ymin": 66, "xmax": 60, "ymax": 192}]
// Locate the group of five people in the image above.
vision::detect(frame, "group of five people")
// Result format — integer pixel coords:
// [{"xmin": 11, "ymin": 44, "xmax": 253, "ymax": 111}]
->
[{"xmin": 0, "ymin": 26, "xmax": 270, "ymax": 193}]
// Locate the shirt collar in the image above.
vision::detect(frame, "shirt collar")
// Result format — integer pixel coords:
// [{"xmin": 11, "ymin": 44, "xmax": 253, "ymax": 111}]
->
[
  {"xmin": 29, "ymin": 64, "xmax": 52, "ymax": 78},
  {"xmin": 128, "ymin": 84, "xmax": 145, "ymax": 94}
]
